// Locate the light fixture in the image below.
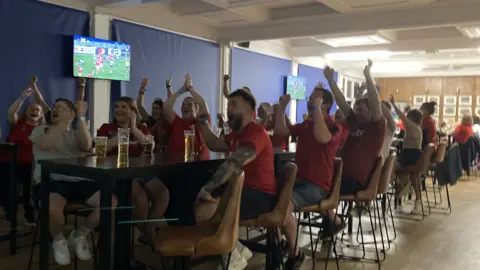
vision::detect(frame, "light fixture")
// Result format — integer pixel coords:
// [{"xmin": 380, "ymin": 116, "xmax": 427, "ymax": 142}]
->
[
  {"xmin": 457, "ymin": 25, "xmax": 480, "ymax": 38},
  {"xmin": 371, "ymin": 62, "xmax": 424, "ymax": 73},
  {"xmin": 324, "ymin": 50, "xmax": 392, "ymax": 61},
  {"xmin": 317, "ymin": 34, "xmax": 390, "ymax": 47}
]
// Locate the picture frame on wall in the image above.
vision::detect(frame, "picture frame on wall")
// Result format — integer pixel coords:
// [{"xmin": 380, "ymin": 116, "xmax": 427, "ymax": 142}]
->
[
  {"xmin": 459, "ymin": 106, "xmax": 472, "ymax": 116},
  {"xmin": 413, "ymin": 95, "xmax": 425, "ymax": 105},
  {"xmin": 459, "ymin": 96, "xmax": 472, "ymax": 106},
  {"xmin": 476, "ymin": 107, "xmax": 480, "ymax": 117},
  {"xmin": 444, "ymin": 95, "xmax": 457, "ymax": 106},
  {"xmin": 443, "ymin": 106, "xmax": 456, "ymax": 117},
  {"xmin": 427, "ymin": 96, "xmax": 440, "ymax": 104}
]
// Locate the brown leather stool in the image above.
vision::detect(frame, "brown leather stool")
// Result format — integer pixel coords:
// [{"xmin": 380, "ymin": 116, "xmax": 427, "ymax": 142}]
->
[{"xmin": 429, "ymin": 143, "xmax": 447, "ymax": 208}]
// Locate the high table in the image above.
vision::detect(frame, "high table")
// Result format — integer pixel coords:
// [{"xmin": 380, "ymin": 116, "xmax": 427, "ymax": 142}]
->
[{"xmin": 38, "ymin": 152, "xmax": 225, "ymax": 270}]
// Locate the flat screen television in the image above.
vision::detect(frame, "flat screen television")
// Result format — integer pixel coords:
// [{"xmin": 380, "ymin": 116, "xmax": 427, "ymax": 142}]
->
[
  {"xmin": 73, "ymin": 36, "xmax": 131, "ymax": 81},
  {"xmin": 284, "ymin": 75, "xmax": 306, "ymax": 100}
]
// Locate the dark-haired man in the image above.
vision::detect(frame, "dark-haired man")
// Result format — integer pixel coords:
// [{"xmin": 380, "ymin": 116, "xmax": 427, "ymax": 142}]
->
[
  {"xmin": 274, "ymin": 85, "xmax": 344, "ymax": 269},
  {"xmin": 30, "ymin": 98, "xmax": 117, "ymax": 266},
  {"xmin": 194, "ymin": 88, "xmax": 276, "ymax": 269},
  {"xmin": 325, "ymin": 60, "xmax": 386, "ymax": 195}
]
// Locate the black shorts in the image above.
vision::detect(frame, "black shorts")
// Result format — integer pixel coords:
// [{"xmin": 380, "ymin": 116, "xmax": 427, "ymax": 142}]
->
[
  {"xmin": 212, "ymin": 186, "xmax": 277, "ymax": 220},
  {"xmin": 340, "ymin": 176, "xmax": 366, "ymax": 195},
  {"xmin": 34, "ymin": 181, "xmax": 99, "ymax": 203}
]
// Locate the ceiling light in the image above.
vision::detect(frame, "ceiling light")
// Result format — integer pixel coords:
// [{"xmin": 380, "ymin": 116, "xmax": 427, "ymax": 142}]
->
[
  {"xmin": 457, "ymin": 26, "xmax": 480, "ymax": 38},
  {"xmin": 317, "ymin": 34, "xmax": 390, "ymax": 48},
  {"xmin": 371, "ymin": 62, "xmax": 424, "ymax": 73},
  {"xmin": 324, "ymin": 50, "xmax": 392, "ymax": 61}
]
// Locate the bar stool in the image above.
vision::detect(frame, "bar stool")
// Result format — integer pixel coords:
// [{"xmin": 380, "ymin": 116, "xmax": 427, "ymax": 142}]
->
[
  {"xmin": 239, "ymin": 162, "xmax": 297, "ymax": 270},
  {"xmin": 296, "ymin": 158, "xmax": 343, "ymax": 270},
  {"xmin": 155, "ymin": 172, "xmax": 244, "ymax": 270},
  {"xmin": 429, "ymin": 143, "xmax": 447, "ymax": 207}
]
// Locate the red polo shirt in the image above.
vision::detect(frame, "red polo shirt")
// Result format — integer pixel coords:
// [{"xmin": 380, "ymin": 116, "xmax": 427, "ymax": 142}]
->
[
  {"xmin": 266, "ymin": 120, "xmax": 288, "ymax": 150},
  {"xmin": 224, "ymin": 122, "xmax": 276, "ymax": 195},
  {"xmin": 422, "ymin": 116, "xmax": 437, "ymax": 148},
  {"xmin": 341, "ymin": 112, "xmax": 386, "ymax": 185},
  {"xmin": 454, "ymin": 124, "xmax": 473, "ymax": 144},
  {"xmin": 164, "ymin": 114, "xmax": 210, "ymax": 154},
  {"xmin": 6, "ymin": 118, "xmax": 37, "ymax": 164},
  {"xmin": 338, "ymin": 121, "xmax": 349, "ymax": 147},
  {"xmin": 289, "ymin": 116, "xmax": 342, "ymax": 192},
  {"xmin": 97, "ymin": 123, "xmax": 150, "ymax": 156}
]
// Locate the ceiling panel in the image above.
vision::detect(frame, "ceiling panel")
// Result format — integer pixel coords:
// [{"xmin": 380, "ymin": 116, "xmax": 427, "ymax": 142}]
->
[
  {"xmin": 270, "ymin": 2, "xmax": 337, "ymax": 20},
  {"xmin": 396, "ymin": 27, "xmax": 464, "ymax": 40},
  {"xmin": 342, "ymin": 0, "xmax": 410, "ymax": 9}
]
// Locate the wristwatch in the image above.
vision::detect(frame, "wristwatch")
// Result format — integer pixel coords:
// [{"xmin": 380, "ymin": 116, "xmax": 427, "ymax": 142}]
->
[{"xmin": 77, "ymin": 116, "xmax": 86, "ymax": 122}]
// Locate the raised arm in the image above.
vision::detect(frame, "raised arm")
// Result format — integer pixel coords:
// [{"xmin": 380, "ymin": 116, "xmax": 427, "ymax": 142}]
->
[
  {"xmin": 76, "ymin": 78, "xmax": 86, "ymax": 102},
  {"xmin": 197, "ymin": 112, "xmax": 230, "ymax": 152},
  {"xmin": 31, "ymin": 77, "xmax": 50, "ymax": 113},
  {"xmin": 381, "ymin": 102, "xmax": 396, "ymax": 132},
  {"xmin": 163, "ymin": 85, "xmax": 186, "ymax": 124},
  {"xmin": 363, "ymin": 60, "xmax": 382, "ymax": 122},
  {"xmin": 136, "ymin": 77, "xmax": 150, "ymax": 122},
  {"xmin": 185, "ymin": 73, "xmax": 209, "ymax": 116},
  {"xmin": 222, "ymin": 74, "xmax": 230, "ymax": 99},
  {"xmin": 274, "ymin": 94, "xmax": 291, "ymax": 136},
  {"xmin": 390, "ymin": 95, "xmax": 413, "ymax": 127},
  {"xmin": 75, "ymin": 100, "xmax": 92, "ymax": 152},
  {"xmin": 311, "ymin": 93, "xmax": 332, "ymax": 143},
  {"xmin": 8, "ymin": 88, "xmax": 33, "ymax": 125},
  {"xmin": 166, "ymin": 76, "xmax": 173, "ymax": 97},
  {"xmin": 324, "ymin": 66, "xmax": 351, "ymax": 118}
]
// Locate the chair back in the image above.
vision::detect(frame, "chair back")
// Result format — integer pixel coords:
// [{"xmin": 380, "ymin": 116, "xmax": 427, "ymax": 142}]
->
[
  {"xmin": 432, "ymin": 143, "xmax": 447, "ymax": 163},
  {"xmin": 409, "ymin": 143, "xmax": 434, "ymax": 173},
  {"xmin": 256, "ymin": 162, "xmax": 297, "ymax": 227},
  {"xmin": 377, "ymin": 153, "xmax": 396, "ymax": 195},
  {"xmin": 196, "ymin": 172, "xmax": 244, "ymax": 255},
  {"xmin": 318, "ymin": 158, "xmax": 343, "ymax": 211},
  {"xmin": 356, "ymin": 156, "xmax": 383, "ymax": 201}
]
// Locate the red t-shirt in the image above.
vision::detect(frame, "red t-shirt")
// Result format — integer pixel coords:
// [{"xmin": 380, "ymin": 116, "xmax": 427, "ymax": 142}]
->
[
  {"xmin": 224, "ymin": 122, "xmax": 276, "ymax": 195},
  {"xmin": 97, "ymin": 123, "xmax": 150, "ymax": 156},
  {"xmin": 338, "ymin": 121, "xmax": 349, "ymax": 147},
  {"xmin": 397, "ymin": 120, "xmax": 405, "ymax": 131},
  {"xmin": 164, "ymin": 114, "xmax": 210, "ymax": 154},
  {"xmin": 289, "ymin": 117, "xmax": 342, "ymax": 192},
  {"xmin": 454, "ymin": 124, "xmax": 473, "ymax": 144},
  {"xmin": 266, "ymin": 120, "xmax": 287, "ymax": 150},
  {"xmin": 341, "ymin": 112, "xmax": 386, "ymax": 185},
  {"xmin": 5, "ymin": 118, "xmax": 37, "ymax": 164},
  {"xmin": 422, "ymin": 116, "xmax": 437, "ymax": 147}
]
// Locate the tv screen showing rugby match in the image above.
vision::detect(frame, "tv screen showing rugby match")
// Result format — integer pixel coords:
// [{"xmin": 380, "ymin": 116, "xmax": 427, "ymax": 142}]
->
[{"xmin": 73, "ymin": 36, "xmax": 131, "ymax": 81}]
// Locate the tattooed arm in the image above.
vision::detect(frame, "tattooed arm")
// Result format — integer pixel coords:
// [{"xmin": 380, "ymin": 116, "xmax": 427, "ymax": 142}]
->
[{"xmin": 197, "ymin": 146, "xmax": 256, "ymax": 200}]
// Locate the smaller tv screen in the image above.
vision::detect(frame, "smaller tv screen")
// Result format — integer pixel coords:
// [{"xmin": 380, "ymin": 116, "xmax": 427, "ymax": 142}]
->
[
  {"xmin": 73, "ymin": 36, "xmax": 131, "ymax": 81},
  {"xmin": 285, "ymin": 75, "xmax": 306, "ymax": 100}
]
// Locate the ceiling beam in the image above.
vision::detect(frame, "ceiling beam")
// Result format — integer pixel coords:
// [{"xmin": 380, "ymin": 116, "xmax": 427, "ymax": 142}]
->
[
  {"xmin": 92, "ymin": 0, "xmax": 169, "ymax": 8},
  {"xmin": 218, "ymin": 1, "xmax": 480, "ymax": 41}
]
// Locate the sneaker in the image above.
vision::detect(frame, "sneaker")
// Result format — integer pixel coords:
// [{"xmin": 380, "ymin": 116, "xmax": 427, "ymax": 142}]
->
[
  {"xmin": 52, "ymin": 239, "xmax": 71, "ymax": 265},
  {"xmin": 217, "ymin": 248, "xmax": 247, "ymax": 270},
  {"xmin": 285, "ymin": 249, "xmax": 305, "ymax": 270},
  {"xmin": 321, "ymin": 218, "xmax": 346, "ymax": 241},
  {"xmin": 68, "ymin": 231, "xmax": 92, "ymax": 261},
  {"xmin": 411, "ymin": 200, "xmax": 422, "ymax": 215},
  {"xmin": 236, "ymin": 241, "xmax": 253, "ymax": 261}
]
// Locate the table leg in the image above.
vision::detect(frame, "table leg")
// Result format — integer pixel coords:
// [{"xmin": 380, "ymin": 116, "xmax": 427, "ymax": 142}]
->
[
  {"xmin": 114, "ymin": 180, "xmax": 133, "ymax": 269},
  {"xmin": 9, "ymin": 161, "xmax": 17, "ymax": 255},
  {"xmin": 39, "ymin": 170, "xmax": 50, "ymax": 270},
  {"xmin": 99, "ymin": 181, "xmax": 114, "ymax": 270}
]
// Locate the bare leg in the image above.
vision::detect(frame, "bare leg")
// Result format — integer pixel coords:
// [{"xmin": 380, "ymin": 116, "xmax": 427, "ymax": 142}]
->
[
  {"xmin": 84, "ymin": 191, "xmax": 118, "ymax": 232},
  {"xmin": 283, "ymin": 202, "xmax": 299, "ymax": 257},
  {"xmin": 49, "ymin": 193, "xmax": 67, "ymax": 238},
  {"xmin": 132, "ymin": 183, "xmax": 149, "ymax": 233},
  {"xmin": 143, "ymin": 179, "xmax": 169, "ymax": 237},
  {"xmin": 411, "ymin": 173, "xmax": 421, "ymax": 201},
  {"xmin": 194, "ymin": 200, "xmax": 219, "ymax": 223}
]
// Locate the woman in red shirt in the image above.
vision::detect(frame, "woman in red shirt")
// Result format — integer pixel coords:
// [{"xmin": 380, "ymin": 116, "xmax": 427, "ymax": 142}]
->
[
  {"xmin": 1, "ymin": 87, "xmax": 44, "ymax": 225},
  {"xmin": 97, "ymin": 96, "xmax": 169, "ymax": 245},
  {"xmin": 454, "ymin": 115, "xmax": 474, "ymax": 144},
  {"xmin": 420, "ymin": 101, "xmax": 438, "ymax": 149}
]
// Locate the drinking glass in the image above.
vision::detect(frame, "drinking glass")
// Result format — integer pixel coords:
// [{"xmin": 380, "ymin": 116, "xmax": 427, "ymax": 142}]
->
[
  {"xmin": 141, "ymin": 135, "xmax": 154, "ymax": 156},
  {"xmin": 223, "ymin": 122, "xmax": 232, "ymax": 135},
  {"xmin": 184, "ymin": 128, "xmax": 195, "ymax": 160},
  {"xmin": 117, "ymin": 128, "xmax": 130, "ymax": 164},
  {"xmin": 94, "ymin": 137, "xmax": 108, "ymax": 159}
]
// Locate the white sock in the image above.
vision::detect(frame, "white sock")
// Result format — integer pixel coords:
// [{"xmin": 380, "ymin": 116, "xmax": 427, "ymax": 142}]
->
[{"xmin": 53, "ymin": 233, "xmax": 65, "ymax": 241}]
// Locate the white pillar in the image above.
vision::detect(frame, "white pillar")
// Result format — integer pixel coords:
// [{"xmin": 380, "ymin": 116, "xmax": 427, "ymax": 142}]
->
[
  {"xmin": 289, "ymin": 61, "xmax": 298, "ymax": 124},
  {"xmin": 219, "ymin": 43, "xmax": 231, "ymax": 118},
  {"xmin": 89, "ymin": 13, "xmax": 111, "ymax": 133}
]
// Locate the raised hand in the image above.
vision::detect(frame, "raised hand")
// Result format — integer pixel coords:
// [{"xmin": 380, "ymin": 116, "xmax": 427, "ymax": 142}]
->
[
  {"xmin": 363, "ymin": 59, "xmax": 373, "ymax": 77},
  {"xmin": 324, "ymin": 66, "xmax": 335, "ymax": 81},
  {"xmin": 184, "ymin": 73, "xmax": 193, "ymax": 90},
  {"xmin": 311, "ymin": 91, "xmax": 324, "ymax": 107},
  {"xmin": 31, "ymin": 76, "xmax": 38, "ymax": 85},
  {"xmin": 22, "ymin": 88, "xmax": 34, "ymax": 97},
  {"xmin": 389, "ymin": 95, "xmax": 395, "ymax": 105},
  {"xmin": 141, "ymin": 77, "xmax": 149, "ymax": 89},
  {"xmin": 279, "ymin": 94, "xmax": 291, "ymax": 109},
  {"xmin": 223, "ymin": 74, "xmax": 230, "ymax": 82},
  {"xmin": 76, "ymin": 100, "xmax": 88, "ymax": 117},
  {"xmin": 77, "ymin": 77, "xmax": 86, "ymax": 87},
  {"xmin": 166, "ymin": 75, "xmax": 172, "ymax": 88}
]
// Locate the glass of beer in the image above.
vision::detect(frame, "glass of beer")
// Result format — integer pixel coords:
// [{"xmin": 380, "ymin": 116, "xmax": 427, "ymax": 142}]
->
[
  {"xmin": 94, "ymin": 137, "xmax": 108, "ymax": 159},
  {"xmin": 184, "ymin": 128, "xmax": 195, "ymax": 160},
  {"xmin": 117, "ymin": 128, "xmax": 130, "ymax": 164},
  {"xmin": 141, "ymin": 135, "xmax": 154, "ymax": 156}
]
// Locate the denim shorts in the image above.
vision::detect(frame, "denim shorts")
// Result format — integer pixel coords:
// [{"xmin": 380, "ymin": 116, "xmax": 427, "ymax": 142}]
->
[{"xmin": 291, "ymin": 178, "xmax": 329, "ymax": 210}]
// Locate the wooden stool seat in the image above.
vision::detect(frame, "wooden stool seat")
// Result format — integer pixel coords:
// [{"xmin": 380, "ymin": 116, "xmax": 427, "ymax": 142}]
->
[{"xmin": 156, "ymin": 224, "xmax": 219, "ymax": 256}]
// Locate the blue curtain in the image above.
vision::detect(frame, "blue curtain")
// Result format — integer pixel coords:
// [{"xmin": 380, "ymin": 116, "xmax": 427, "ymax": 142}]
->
[
  {"xmin": 231, "ymin": 48, "xmax": 291, "ymax": 106},
  {"xmin": 296, "ymin": 64, "xmax": 337, "ymax": 123},
  {"xmin": 0, "ymin": 0, "xmax": 89, "ymax": 135},
  {"xmin": 111, "ymin": 20, "xmax": 220, "ymax": 124}
]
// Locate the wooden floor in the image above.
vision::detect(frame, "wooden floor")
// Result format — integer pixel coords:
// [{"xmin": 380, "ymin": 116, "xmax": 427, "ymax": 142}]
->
[{"xmin": 1, "ymin": 174, "xmax": 478, "ymax": 270}]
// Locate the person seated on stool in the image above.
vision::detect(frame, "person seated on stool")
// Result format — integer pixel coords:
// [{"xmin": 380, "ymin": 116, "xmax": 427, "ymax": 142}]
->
[
  {"xmin": 97, "ymin": 96, "xmax": 170, "ymax": 246},
  {"xmin": 454, "ymin": 114, "xmax": 474, "ymax": 144},
  {"xmin": 325, "ymin": 60, "xmax": 386, "ymax": 196},
  {"xmin": 274, "ymin": 85, "xmax": 345, "ymax": 264},
  {"xmin": 390, "ymin": 95, "xmax": 423, "ymax": 214},
  {"xmin": 194, "ymin": 88, "xmax": 278, "ymax": 270},
  {"xmin": 30, "ymin": 98, "xmax": 118, "ymax": 266}
]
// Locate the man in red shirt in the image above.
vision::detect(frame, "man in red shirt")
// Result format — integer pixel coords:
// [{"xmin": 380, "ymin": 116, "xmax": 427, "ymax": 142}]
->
[
  {"xmin": 274, "ymin": 86, "xmax": 344, "ymax": 269},
  {"xmin": 194, "ymin": 89, "xmax": 276, "ymax": 270},
  {"xmin": 325, "ymin": 60, "xmax": 386, "ymax": 195},
  {"xmin": 163, "ymin": 74, "xmax": 210, "ymax": 154},
  {"xmin": 420, "ymin": 101, "xmax": 437, "ymax": 149}
]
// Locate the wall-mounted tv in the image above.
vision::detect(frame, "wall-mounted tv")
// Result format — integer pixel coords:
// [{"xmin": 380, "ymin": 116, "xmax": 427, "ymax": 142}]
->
[
  {"xmin": 73, "ymin": 36, "xmax": 131, "ymax": 81},
  {"xmin": 284, "ymin": 75, "xmax": 306, "ymax": 100}
]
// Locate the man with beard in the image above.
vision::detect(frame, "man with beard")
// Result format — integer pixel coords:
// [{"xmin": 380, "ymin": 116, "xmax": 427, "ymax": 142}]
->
[
  {"xmin": 325, "ymin": 59, "xmax": 386, "ymax": 195},
  {"xmin": 194, "ymin": 89, "xmax": 276, "ymax": 270}
]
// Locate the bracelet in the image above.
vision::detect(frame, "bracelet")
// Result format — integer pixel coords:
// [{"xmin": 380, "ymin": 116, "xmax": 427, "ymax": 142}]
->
[
  {"xmin": 166, "ymin": 85, "xmax": 171, "ymax": 88},
  {"xmin": 77, "ymin": 116, "xmax": 86, "ymax": 122},
  {"xmin": 198, "ymin": 119, "xmax": 208, "ymax": 125},
  {"xmin": 307, "ymin": 105, "xmax": 321, "ymax": 111}
]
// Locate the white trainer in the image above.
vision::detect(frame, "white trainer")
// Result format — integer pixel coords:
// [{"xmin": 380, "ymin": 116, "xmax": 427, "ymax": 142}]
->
[
  {"xmin": 217, "ymin": 248, "xmax": 247, "ymax": 270},
  {"xmin": 68, "ymin": 231, "xmax": 92, "ymax": 261},
  {"xmin": 236, "ymin": 241, "xmax": 253, "ymax": 261},
  {"xmin": 52, "ymin": 239, "xmax": 71, "ymax": 266},
  {"xmin": 411, "ymin": 200, "xmax": 423, "ymax": 215}
]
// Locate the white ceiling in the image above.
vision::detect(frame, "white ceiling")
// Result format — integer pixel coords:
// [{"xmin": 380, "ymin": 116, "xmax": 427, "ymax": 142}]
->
[{"xmin": 46, "ymin": 0, "xmax": 480, "ymax": 77}]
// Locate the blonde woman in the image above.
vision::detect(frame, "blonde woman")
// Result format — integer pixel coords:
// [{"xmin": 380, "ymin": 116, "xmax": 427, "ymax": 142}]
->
[{"xmin": 454, "ymin": 115, "xmax": 474, "ymax": 144}]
